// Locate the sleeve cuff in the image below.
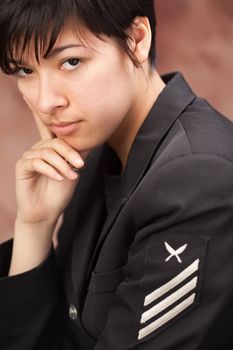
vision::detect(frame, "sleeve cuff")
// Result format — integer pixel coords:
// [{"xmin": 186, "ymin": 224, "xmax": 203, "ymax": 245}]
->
[
  {"xmin": 0, "ymin": 239, "xmax": 13, "ymax": 277},
  {"xmin": 0, "ymin": 249, "xmax": 58, "ymax": 321}
]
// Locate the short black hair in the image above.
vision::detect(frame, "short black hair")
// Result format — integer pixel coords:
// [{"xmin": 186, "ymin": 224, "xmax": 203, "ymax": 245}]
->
[{"xmin": 0, "ymin": 0, "xmax": 156, "ymax": 75}]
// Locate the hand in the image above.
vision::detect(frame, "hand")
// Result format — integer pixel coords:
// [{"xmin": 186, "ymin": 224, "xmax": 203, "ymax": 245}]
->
[{"xmin": 15, "ymin": 106, "xmax": 86, "ymax": 225}]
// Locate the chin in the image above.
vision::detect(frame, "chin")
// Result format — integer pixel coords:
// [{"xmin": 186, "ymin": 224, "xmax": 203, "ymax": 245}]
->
[{"xmin": 66, "ymin": 138, "xmax": 98, "ymax": 153}]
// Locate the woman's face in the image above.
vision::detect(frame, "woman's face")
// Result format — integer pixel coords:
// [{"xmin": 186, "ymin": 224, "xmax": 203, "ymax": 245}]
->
[{"xmin": 15, "ymin": 25, "xmax": 138, "ymax": 152}]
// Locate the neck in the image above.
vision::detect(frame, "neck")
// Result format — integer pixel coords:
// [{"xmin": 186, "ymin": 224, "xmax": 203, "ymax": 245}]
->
[{"xmin": 108, "ymin": 69, "xmax": 166, "ymax": 170}]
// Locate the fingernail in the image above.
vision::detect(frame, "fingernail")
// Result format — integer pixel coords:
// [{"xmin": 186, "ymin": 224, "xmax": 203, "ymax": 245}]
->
[
  {"xmin": 72, "ymin": 157, "xmax": 84, "ymax": 168},
  {"xmin": 69, "ymin": 170, "xmax": 78, "ymax": 179},
  {"xmin": 56, "ymin": 173, "xmax": 64, "ymax": 181}
]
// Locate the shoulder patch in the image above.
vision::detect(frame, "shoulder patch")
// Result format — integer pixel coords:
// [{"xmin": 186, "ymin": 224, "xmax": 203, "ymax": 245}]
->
[{"xmin": 132, "ymin": 234, "xmax": 209, "ymax": 346}]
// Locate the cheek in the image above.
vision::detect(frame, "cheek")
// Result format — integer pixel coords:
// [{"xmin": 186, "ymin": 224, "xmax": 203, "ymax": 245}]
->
[
  {"xmin": 17, "ymin": 79, "xmax": 36, "ymax": 106},
  {"xmin": 93, "ymin": 79, "xmax": 133, "ymax": 126},
  {"xmin": 74, "ymin": 63, "xmax": 134, "ymax": 121}
]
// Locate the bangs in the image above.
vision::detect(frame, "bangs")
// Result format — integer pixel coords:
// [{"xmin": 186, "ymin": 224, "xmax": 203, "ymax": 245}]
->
[
  {"xmin": 0, "ymin": 0, "xmax": 156, "ymax": 74},
  {"xmin": 0, "ymin": 1, "xmax": 81, "ymax": 74}
]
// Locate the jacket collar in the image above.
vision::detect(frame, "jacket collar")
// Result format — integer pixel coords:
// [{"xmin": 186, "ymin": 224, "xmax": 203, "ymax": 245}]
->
[{"xmin": 122, "ymin": 71, "xmax": 196, "ymax": 198}]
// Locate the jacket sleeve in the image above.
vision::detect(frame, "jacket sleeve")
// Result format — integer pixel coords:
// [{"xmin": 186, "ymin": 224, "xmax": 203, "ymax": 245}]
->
[
  {"xmin": 94, "ymin": 154, "xmax": 233, "ymax": 350},
  {"xmin": 0, "ymin": 240, "xmax": 62, "ymax": 350}
]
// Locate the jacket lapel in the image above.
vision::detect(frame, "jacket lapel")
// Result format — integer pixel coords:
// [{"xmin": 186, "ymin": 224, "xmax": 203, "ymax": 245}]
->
[
  {"xmin": 90, "ymin": 72, "xmax": 196, "ymax": 265},
  {"xmin": 57, "ymin": 146, "xmax": 108, "ymax": 308}
]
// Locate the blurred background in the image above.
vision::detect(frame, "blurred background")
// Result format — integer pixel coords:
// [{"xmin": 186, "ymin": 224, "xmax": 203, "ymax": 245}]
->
[{"xmin": 1, "ymin": 0, "xmax": 233, "ymax": 242}]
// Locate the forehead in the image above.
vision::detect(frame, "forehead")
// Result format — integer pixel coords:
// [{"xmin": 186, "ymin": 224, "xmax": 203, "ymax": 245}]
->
[{"xmin": 13, "ymin": 23, "xmax": 118, "ymax": 64}]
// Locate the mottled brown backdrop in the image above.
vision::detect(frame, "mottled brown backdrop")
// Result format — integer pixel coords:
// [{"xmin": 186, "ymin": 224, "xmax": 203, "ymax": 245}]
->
[{"xmin": 1, "ymin": 0, "xmax": 233, "ymax": 242}]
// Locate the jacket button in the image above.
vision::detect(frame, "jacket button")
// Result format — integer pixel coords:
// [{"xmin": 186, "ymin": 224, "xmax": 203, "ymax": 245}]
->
[{"xmin": 69, "ymin": 304, "xmax": 78, "ymax": 321}]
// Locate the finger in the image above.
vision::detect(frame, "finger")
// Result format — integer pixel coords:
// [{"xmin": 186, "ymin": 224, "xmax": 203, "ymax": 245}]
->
[
  {"xmin": 34, "ymin": 113, "xmax": 55, "ymax": 141},
  {"xmin": 23, "ymin": 148, "xmax": 79, "ymax": 180},
  {"xmin": 31, "ymin": 138, "xmax": 84, "ymax": 169},
  {"xmin": 22, "ymin": 158, "xmax": 65, "ymax": 182},
  {"xmin": 22, "ymin": 95, "xmax": 54, "ymax": 140}
]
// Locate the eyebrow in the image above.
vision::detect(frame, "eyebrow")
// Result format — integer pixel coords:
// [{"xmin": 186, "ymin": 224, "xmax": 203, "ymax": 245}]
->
[
  {"xmin": 10, "ymin": 44, "xmax": 86, "ymax": 66},
  {"xmin": 45, "ymin": 44, "xmax": 85, "ymax": 59}
]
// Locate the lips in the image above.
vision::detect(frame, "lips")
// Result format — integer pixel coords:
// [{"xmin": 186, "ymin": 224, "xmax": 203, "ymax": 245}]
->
[{"xmin": 51, "ymin": 121, "xmax": 81, "ymax": 136}]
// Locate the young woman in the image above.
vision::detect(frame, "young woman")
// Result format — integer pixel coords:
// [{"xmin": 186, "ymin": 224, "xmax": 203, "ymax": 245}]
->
[{"xmin": 1, "ymin": 1, "xmax": 233, "ymax": 349}]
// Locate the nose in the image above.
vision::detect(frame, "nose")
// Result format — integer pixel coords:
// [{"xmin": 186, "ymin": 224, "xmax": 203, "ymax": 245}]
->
[{"xmin": 37, "ymin": 75, "xmax": 68, "ymax": 115}]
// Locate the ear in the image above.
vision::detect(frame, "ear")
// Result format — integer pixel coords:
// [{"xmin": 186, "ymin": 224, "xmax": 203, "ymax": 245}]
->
[{"xmin": 129, "ymin": 16, "xmax": 152, "ymax": 65}]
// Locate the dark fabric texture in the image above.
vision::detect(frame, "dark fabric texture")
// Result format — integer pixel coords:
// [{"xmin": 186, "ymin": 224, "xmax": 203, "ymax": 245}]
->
[{"xmin": 1, "ymin": 72, "xmax": 233, "ymax": 349}]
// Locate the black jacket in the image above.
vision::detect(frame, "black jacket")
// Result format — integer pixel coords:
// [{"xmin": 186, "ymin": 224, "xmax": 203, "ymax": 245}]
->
[{"xmin": 1, "ymin": 72, "xmax": 233, "ymax": 350}]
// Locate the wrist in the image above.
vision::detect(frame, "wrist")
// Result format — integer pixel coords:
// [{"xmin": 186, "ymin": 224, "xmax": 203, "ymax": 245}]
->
[
  {"xmin": 9, "ymin": 218, "xmax": 57, "ymax": 276},
  {"xmin": 15, "ymin": 213, "xmax": 59, "ymax": 228}
]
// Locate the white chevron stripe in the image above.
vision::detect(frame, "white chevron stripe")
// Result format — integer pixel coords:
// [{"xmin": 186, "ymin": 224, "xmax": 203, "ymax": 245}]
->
[
  {"xmin": 141, "ymin": 276, "xmax": 197, "ymax": 323},
  {"xmin": 144, "ymin": 259, "xmax": 199, "ymax": 306},
  {"xmin": 138, "ymin": 293, "xmax": 195, "ymax": 340}
]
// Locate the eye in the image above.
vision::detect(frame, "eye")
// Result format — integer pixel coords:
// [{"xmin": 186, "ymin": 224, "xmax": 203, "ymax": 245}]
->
[
  {"xmin": 15, "ymin": 67, "xmax": 33, "ymax": 77},
  {"xmin": 61, "ymin": 58, "xmax": 80, "ymax": 71}
]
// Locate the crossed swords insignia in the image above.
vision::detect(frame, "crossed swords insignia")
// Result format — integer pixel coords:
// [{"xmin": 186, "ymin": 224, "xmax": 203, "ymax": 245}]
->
[{"xmin": 164, "ymin": 241, "xmax": 187, "ymax": 263}]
